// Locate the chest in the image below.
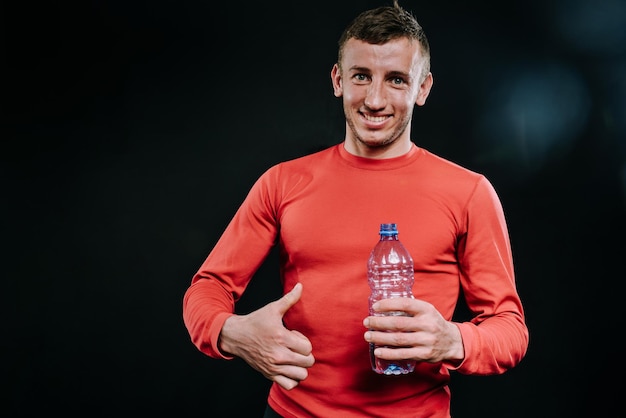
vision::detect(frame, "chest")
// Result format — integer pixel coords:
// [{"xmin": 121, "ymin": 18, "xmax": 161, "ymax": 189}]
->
[{"xmin": 277, "ymin": 171, "xmax": 464, "ymax": 271}]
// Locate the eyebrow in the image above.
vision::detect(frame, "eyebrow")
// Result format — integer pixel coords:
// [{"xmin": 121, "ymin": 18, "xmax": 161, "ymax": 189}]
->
[
  {"xmin": 348, "ymin": 66, "xmax": 410, "ymax": 77},
  {"xmin": 386, "ymin": 70, "xmax": 411, "ymax": 80},
  {"xmin": 347, "ymin": 66, "xmax": 371, "ymax": 73}
]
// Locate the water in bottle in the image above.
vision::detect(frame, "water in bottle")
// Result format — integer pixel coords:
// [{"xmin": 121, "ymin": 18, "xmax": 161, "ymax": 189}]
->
[{"xmin": 367, "ymin": 223, "xmax": 416, "ymax": 375}]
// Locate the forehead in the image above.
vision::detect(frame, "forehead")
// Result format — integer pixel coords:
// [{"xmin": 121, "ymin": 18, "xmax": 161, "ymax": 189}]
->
[{"xmin": 341, "ymin": 37, "xmax": 424, "ymax": 76}]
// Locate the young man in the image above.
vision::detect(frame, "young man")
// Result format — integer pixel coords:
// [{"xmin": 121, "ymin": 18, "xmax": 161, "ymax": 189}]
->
[{"xmin": 183, "ymin": 1, "xmax": 529, "ymax": 417}]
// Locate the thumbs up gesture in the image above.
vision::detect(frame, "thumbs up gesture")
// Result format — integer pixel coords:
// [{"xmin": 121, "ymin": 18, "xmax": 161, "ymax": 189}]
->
[{"xmin": 219, "ymin": 283, "xmax": 315, "ymax": 390}]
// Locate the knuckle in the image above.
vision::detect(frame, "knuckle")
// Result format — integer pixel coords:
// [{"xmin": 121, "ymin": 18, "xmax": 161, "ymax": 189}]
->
[
  {"xmin": 267, "ymin": 351, "xmax": 287, "ymax": 365},
  {"xmin": 392, "ymin": 333, "xmax": 411, "ymax": 346},
  {"xmin": 399, "ymin": 298, "xmax": 412, "ymax": 310}
]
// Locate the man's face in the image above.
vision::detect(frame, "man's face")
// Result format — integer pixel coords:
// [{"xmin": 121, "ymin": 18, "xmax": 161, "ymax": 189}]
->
[{"xmin": 331, "ymin": 37, "xmax": 432, "ymax": 155}]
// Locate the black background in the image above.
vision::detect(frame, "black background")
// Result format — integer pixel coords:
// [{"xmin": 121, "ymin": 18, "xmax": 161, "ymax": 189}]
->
[{"xmin": 4, "ymin": 0, "xmax": 626, "ymax": 416}]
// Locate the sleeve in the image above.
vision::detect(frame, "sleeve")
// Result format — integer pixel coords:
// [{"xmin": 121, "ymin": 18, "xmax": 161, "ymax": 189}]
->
[
  {"xmin": 182, "ymin": 166, "xmax": 281, "ymax": 359},
  {"xmin": 452, "ymin": 176, "xmax": 529, "ymax": 375}
]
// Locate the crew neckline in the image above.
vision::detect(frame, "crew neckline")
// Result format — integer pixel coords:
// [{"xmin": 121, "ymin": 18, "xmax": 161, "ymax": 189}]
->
[{"xmin": 336, "ymin": 142, "xmax": 422, "ymax": 170}]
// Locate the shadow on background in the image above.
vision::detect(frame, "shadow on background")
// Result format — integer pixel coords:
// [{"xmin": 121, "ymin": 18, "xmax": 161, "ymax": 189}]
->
[{"xmin": 4, "ymin": 0, "xmax": 625, "ymax": 416}]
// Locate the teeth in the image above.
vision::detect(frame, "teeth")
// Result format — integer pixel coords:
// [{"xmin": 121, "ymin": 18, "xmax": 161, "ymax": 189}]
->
[{"xmin": 364, "ymin": 115, "xmax": 387, "ymax": 122}]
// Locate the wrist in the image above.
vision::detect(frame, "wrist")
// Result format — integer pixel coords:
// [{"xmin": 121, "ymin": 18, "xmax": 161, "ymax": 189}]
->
[
  {"xmin": 447, "ymin": 322, "xmax": 465, "ymax": 362},
  {"xmin": 218, "ymin": 314, "xmax": 239, "ymax": 356}
]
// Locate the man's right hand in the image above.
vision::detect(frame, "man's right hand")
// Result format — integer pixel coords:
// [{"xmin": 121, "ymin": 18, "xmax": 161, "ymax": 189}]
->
[{"xmin": 219, "ymin": 282, "xmax": 315, "ymax": 390}]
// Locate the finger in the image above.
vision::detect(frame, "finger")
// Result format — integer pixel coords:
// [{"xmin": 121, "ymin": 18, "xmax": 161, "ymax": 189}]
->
[
  {"xmin": 372, "ymin": 346, "xmax": 421, "ymax": 361},
  {"xmin": 271, "ymin": 363, "xmax": 310, "ymax": 390},
  {"xmin": 274, "ymin": 375, "xmax": 299, "ymax": 391},
  {"xmin": 290, "ymin": 350, "xmax": 315, "ymax": 368},
  {"xmin": 278, "ymin": 363, "xmax": 310, "ymax": 382},
  {"xmin": 365, "ymin": 328, "xmax": 418, "ymax": 347},
  {"xmin": 372, "ymin": 297, "xmax": 428, "ymax": 315},
  {"xmin": 289, "ymin": 330, "xmax": 314, "ymax": 356},
  {"xmin": 365, "ymin": 314, "xmax": 416, "ymax": 332},
  {"xmin": 275, "ymin": 282, "xmax": 303, "ymax": 317}
]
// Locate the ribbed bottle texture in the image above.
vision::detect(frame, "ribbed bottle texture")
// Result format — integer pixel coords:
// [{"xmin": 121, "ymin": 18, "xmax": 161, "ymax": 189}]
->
[{"xmin": 367, "ymin": 223, "xmax": 416, "ymax": 375}]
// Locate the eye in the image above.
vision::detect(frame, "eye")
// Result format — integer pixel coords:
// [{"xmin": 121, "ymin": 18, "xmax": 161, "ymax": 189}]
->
[
  {"xmin": 353, "ymin": 73, "xmax": 370, "ymax": 83},
  {"xmin": 391, "ymin": 77, "xmax": 405, "ymax": 85}
]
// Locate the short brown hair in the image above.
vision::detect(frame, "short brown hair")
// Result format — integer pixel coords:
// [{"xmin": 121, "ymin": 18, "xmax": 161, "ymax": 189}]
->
[{"xmin": 337, "ymin": 0, "xmax": 431, "ymax": 78}]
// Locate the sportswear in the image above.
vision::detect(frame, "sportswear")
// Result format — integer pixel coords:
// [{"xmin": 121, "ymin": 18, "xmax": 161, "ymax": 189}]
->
[{"xmin": 183, "ymin": 143, "xmax": 528, "ymax": 417}]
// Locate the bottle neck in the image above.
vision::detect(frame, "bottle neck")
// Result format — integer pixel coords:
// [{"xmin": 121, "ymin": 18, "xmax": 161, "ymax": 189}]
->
[{"xmin": 380, "ymin": 234, "xmax": 399, "ymax": 240}]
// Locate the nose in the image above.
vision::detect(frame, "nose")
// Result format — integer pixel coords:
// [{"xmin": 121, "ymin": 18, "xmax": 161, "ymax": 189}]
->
[{"xmin": 364, "ymin": 81, "xmax": 386, "ymax": 110}]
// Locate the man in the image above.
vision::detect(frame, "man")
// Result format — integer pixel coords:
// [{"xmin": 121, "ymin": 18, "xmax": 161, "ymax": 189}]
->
[{"xmin": 183, "ymin": 1, "xmax": 529, "ymax": 417}]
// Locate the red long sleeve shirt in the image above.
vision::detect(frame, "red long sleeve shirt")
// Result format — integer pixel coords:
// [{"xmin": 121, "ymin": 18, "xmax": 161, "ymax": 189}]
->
[{"xmin": 183, "ymin": 143, "xmax": 528, "ymax": 417}]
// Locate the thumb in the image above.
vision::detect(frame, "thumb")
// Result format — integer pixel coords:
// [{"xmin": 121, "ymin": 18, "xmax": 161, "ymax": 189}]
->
[{"xmin": 275, "ymin": 282, "xmax": 303, "ymax": 317}]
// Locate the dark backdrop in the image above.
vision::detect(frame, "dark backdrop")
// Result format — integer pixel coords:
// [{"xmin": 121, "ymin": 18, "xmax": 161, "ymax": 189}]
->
[{"xmin": 4, "ymin": 0, "xmax": 626, "ymax": 416}]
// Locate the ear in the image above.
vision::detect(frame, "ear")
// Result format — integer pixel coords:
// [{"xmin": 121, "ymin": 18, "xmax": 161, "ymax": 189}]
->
[
  {"xmin": 331, "ymin": 63, "xmax": 343, "ymax": 97},
  {"xmin": 415, "ymin": 72, "xmax": 433, "ymax": 106}
]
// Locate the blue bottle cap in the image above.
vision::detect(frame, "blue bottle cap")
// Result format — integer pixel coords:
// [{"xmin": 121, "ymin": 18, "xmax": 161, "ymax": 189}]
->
[{"xmin": 379, "ymin": 223, "xmax": 398, "ymax": 235}]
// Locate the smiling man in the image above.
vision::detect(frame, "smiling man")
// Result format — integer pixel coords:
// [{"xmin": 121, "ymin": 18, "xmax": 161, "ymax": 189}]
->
[{"xmin": 182, "ymin": 1, "xmax": 529, "ymax": 417}]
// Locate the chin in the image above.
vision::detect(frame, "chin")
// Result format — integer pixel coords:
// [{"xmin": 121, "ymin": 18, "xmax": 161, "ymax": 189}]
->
[{"xmin": 358, "ymin": 137, "xmax": 394, "ymax": 148}]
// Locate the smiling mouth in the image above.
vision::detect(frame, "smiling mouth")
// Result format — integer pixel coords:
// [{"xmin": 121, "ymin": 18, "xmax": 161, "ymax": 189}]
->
[{"xmin": 362, "ymin": 113, "xmax": 390, "ymax": 123}]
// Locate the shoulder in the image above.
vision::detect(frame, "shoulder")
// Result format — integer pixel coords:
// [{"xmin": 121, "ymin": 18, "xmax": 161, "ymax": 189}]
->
[
  {"xmin": 269, "ymin": 144, "xmax": 340, "ymax": 174},
  {"xmin": 418, "ymin": 147, "xmax": 485, "ymax": 184},
  {"xmin": 252, "ymin": 144, "xmax": 340, "ymax": 191}
]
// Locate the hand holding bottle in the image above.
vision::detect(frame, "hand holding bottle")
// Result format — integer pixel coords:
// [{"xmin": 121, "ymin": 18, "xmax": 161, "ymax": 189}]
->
[{"xmin": 363, "ymin": 297, "xmax": 465, "ymax": 365}]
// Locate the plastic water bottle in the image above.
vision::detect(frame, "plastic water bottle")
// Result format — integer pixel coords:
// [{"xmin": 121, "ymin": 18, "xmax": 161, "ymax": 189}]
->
[{"xmin": 367, "ymin": 223, "xmax": 416, "ymax": 375}]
